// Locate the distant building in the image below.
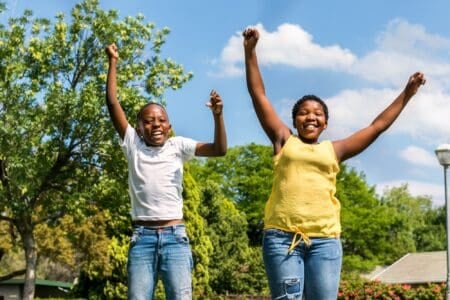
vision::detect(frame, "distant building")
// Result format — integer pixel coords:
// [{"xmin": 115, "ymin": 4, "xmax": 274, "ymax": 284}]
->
[
  {"xmin": 369, "ymin": 251, "xmax": 446, "ymax": 284},
  {"xmin": 0, "ymin": 279, "xmax": 72, "ymax": 299}
]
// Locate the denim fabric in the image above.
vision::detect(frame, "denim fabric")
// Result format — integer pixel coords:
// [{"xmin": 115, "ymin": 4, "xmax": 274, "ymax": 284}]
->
[
  {"xmin": 127, "ymin": 224, "xmax": 193, "ymax": 300},
  {"xmin": 263, "ymin": 229, "xmax": 342, "ymax": 300}
]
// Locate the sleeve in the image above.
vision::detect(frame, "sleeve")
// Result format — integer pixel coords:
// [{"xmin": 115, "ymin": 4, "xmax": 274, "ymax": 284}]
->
[
  {"xmin": 173, "ymin": 136, "xmax": 197, "ymax": 162},
  {"xmin": 119, "ymin": 124, "xmax": 138, "ymax": 158}
]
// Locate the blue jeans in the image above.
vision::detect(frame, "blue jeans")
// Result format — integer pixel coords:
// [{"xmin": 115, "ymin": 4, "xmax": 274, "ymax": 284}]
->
[
  {"xmin": 127, "ymin": 224, "xmax": 193, "ymax": 300},
  {"xmin": 262, "ymin": 229, "xmax": 342, "ymax": 300}
]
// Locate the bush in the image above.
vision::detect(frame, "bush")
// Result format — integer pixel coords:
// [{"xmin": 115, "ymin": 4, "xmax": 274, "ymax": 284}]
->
[{"xmin": 338, "ymin": 275, "xmax": 445, "ymax": 299}]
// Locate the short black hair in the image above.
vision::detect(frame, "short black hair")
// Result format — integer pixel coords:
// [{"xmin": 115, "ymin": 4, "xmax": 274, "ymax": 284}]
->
[
  {"xmin": 291, "ymin": 95, "xmax": 329, "ymax": 125},
  {"xmin": 136, "ymin": 102, "xmax": 167, "ymax": 122}
]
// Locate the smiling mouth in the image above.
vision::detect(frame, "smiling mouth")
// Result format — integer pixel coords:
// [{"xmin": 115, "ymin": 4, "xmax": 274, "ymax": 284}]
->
[
  {"xmin": 151, "ymin": 131, "xmax": 163, "ymax": 138},
  {"xmin": 303, "ymin": 124, "xmax": 317, "ymax": 130}
]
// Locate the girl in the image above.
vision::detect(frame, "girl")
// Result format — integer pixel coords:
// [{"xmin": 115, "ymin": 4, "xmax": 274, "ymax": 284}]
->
[{"xmin": 242, "ymin": 27, "xmax": 425, "ymax": 300}]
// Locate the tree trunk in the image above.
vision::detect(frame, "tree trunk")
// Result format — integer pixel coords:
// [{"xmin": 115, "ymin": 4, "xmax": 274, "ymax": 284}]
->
[{"xmin": 22, "ymin": 230, "xmax": 37, "ymax": 300}]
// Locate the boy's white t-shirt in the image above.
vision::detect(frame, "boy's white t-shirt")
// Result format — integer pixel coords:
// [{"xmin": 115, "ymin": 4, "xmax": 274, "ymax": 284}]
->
[{"xmin": 120, "ymin": 124, "xmax": 197, "ymax": 221}]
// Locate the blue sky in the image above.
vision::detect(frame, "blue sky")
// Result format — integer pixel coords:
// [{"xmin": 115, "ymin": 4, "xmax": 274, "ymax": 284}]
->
[{"xmin": 3, "ymin": 0, "xmax": 450, "ymax": 205}]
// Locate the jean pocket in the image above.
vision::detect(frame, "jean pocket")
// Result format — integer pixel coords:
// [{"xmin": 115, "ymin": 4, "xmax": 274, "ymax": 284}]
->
[
  {"xmin": 315, "ymin": 238, "xmax": 342, "ymax": 260},
  {"xmin": 174, "ymin": 226, "xmax": 190, "ymax": 244},
  {"xmin": 129, "ymin": 227, "xmax": 142, "ymax": 247}
]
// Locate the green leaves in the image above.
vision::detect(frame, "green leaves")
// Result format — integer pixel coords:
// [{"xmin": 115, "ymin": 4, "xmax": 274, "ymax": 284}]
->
[
  {"xmin": 0, "ymin": 0, "xmax": 194, "ymax": 222},
  {"xmin": 0, "ymin": 0, "xmax": 193, "ymax": 296},
  {"xmin": 188, "ymin": 144, "xmax": 273, "ymax": 245}
]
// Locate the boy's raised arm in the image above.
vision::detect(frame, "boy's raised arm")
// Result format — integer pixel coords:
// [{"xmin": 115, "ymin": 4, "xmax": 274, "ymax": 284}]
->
[
  {"xmin": 105, "ymin": 43, "xmax": 128, "ymax": 139},
  {"xmin": 195, "ymin": 90, "xmax": 227, "ymax": 157}
]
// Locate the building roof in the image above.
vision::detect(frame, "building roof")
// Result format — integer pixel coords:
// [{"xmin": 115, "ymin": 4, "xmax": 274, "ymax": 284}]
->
[
  {"xmin": 370, "ymin": 251, "xmax": 446, "ymax": 284},
  {"xmin": 0, "ymin": 278, "xmax": 72, "ymax": 288}
]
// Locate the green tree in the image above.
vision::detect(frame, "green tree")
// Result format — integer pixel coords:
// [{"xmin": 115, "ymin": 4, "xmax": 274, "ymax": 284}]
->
[
  {"xmin": 414, "ymin": 205, "xmax": 446, "ymax": 251},
  {"xmin": 379, "ymin": 184, "xmax": 444, "ymax": 258},
  {"xmin": 339, "ymin": 167, "xmax": 442, "ymax": 273},
  {"xmin": 198, "ymin": 180, "xmax": 267, "ymax": 295},
  {"xmin": 190, "ymin": 143, "xmax": 273, "ymax": 244},
  {"xmin": 182, "ymin": 166, "xmax": 213, "ymax": 298},
  {"xmin": 0, "ymin": 0, "xmax": 192, "ymax": 298},
  {"xmin": 337, "ymin": 164, "xmax": 390, "ymax": 272}
]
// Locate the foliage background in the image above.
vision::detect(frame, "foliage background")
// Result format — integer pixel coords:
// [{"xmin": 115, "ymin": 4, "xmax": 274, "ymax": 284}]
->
[{"xmin": 0, "ymin": 0, "xmax": 447, "ymax": 299}]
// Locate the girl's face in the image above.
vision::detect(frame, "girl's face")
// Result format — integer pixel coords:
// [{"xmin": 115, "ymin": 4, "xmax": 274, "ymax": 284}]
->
[
  {"xmin": 294, "ymin": 100, "xmax": 327, "ymax": 144},
  {"xmin": 137, "ymin": 104, "xmax": 172, "ymax": 146}
]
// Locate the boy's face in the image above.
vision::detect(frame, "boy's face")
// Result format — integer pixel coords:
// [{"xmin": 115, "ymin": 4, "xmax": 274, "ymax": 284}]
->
[{"xmin": 137, "ymin": 104, "xmax": 172, "ymax": 146}]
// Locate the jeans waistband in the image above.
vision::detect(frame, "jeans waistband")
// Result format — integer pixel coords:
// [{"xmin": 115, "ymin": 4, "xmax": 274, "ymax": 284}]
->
[{"xmin": 132, "ymin": 223, "xmax": 185, "ymax": 232}]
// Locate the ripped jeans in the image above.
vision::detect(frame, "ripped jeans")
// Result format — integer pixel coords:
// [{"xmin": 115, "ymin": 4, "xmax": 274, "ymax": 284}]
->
[
  {"xmin": 262, "ymin": 229, "xmax": 342, "ymax": 300},
  {"xmin": 127, "ymin": 224, "xmax": 193, "ymax": 300}
]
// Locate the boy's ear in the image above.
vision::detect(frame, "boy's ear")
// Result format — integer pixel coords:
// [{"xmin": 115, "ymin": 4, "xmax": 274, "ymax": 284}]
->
[{"xmin": 135, "ymin": 126, "xmax": 142, "ymax": 137}]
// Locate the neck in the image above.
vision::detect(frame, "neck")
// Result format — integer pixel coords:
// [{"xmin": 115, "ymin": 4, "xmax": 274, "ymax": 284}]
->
[{"xmin": 298, "ymin": 135, "xmax": 319, "ymax": 144}]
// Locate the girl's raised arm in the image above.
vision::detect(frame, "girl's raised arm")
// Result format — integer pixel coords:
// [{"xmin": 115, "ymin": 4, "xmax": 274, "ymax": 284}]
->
[
  {"xmin": 333, "ymin": 72, "xmax": 426, "ymax": 162},
  {"xmin": 243, "ymin": 28, "xmax": 291, "ymax": 153}
]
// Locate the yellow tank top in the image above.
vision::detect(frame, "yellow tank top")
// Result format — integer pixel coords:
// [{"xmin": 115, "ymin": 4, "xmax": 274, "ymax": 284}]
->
[{"xmin": 264, "ymin": 135, "xmax": 341, "ymax": 241}]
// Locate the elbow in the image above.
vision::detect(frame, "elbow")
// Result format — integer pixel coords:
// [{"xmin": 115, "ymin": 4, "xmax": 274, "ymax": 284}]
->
[
  {"xmin": 215, "ymin": 134, "xmax": 227, "ymax": 156},
  {"xmin": 216, "ymin": 146, "xmax": 227, "ymax": 157},
  {"xmin": 372, "ymin": 123, "xmax": 389, "ymax": 136},
  {"xmin": 219, "ymin": 149, "xmax": 227, "ymax": 157}
]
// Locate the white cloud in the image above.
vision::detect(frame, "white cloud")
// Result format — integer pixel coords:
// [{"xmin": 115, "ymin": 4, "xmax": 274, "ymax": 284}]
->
[
  {"xmin": 216, "ymin": 32, "xmax": 245, "ymax": 77},
  {"xmin": 215, "ymin": 23, "xmax": 356, "ymax": 77},
  {"xmin": 216, "ymin": 20, "xmax": 450, "ymax": 86},
  {"xmin": 350, "ymin": 19, "xmax": 450, "ymax": 86},
  {"xmin": 376, "ymin": 180, "xmax": 445, "ymax": 207},
  {"xmin": 218, "ymin": 19, "xmax": 450, "ymax": 144},
  {"xmin": 377, "ymin": 19, "xmax": 450, "ymax": 54},
  {"xmin": 216, "ymin": 19, "xmax": 450, "ymax": 88},
  {"xmin": 311, "ymin": 87, "xmax": 450, "ymax": 143},
  {"xmin": 276, "ymin": 85, "xmax": 450, "ymax": 144},
  {"xmin": 399, "ymin": 145, "xmax": 437, "ymax": 167},
  {"xmin": 396, "ymin": 89, "xmax": 450, "ymax": 142},
  {"xmin": 254, "ymin": 23, "xmax": 356, "ymax": 69},
  {"xmin": 324, "ymin": 88, "xmax": 396, "ymax": 139}
]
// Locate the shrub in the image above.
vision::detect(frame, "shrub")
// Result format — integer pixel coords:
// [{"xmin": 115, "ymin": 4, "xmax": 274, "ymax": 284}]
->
[{"xmin": 339, "ymin": 275, "xmax": 445, "ymax": 299}]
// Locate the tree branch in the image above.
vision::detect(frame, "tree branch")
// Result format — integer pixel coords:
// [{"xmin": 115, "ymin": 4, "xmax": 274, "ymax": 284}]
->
[
  {"xmin": 29, "ymin": 150, "xmax": 71, "ymax": 209},
  {"xmin": 0, "ymin": 159, "xmax": 9, "ymax": 189},
  {"xmin": 33, "ymin": 210, "xmax": 65, "ymax": 226},
  {"xmin": 70, "ymin": 34, "xmax": 98, "ymax": 89},
  {"xmin": 0, "ymin": 215, "xmax": 15, "ymax": 223}
]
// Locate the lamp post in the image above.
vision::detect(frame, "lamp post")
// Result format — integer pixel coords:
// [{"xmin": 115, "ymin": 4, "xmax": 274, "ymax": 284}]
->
[{"xmin": 435, "ymin": 144, "xmax": 450, "ymax": 300}]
